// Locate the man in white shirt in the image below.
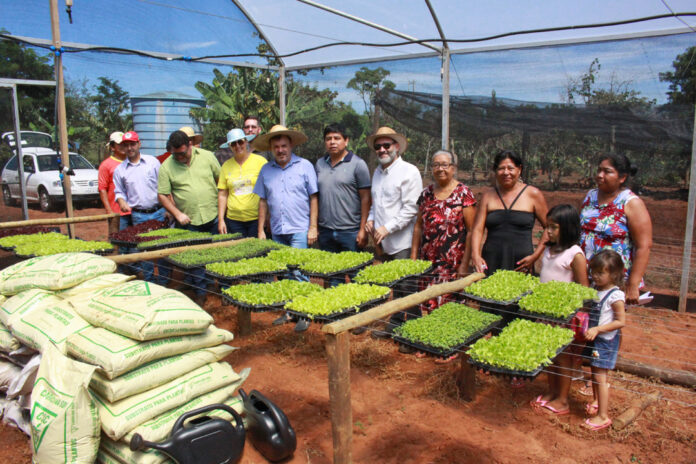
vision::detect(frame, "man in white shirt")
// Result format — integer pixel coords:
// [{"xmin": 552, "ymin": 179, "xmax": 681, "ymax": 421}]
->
[
  {"xmin": 365, "ymin": 126, "xmax": 422, "ymax": 260},
  {"xmin": 364, "ymin": 126, "xmax": 423, "ymax": 342}
]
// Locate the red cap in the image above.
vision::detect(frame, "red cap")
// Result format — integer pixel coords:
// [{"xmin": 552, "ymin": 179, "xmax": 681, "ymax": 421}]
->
[{"xmin": 122, "ymin": 131, "xmax": 140, "ymax": 142}]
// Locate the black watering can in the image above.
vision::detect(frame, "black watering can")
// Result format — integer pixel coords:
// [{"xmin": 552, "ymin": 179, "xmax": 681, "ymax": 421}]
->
[
  {"xmin": 129, "ymin": 403, "xmax": 246, "ymax": 464},
  {"xmin": 239, "ymin": 389, "xmax": 296, "ymax": 462}
]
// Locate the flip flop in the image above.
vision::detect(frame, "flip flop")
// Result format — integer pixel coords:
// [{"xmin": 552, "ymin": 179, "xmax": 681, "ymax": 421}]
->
[
  {"xmin": 578, "ymin": 383, "xmax": 594, "ymax": 396},
  {"xmin": 541, "ymin": 403, "xmax": 570, "ymax": 415},
  {"xmin": 583, "ymin": 417, "xmax": 612, "ymax": 431},
  {"xmin": 414, "ymin": 351, "xmax": 428, "ymax": 359},
  {"xmin": 585, "ymin": 403, "xmax": 598, "ymax": 415},
  {"xmin": 530, "ymin": 395, "xmax": 547, "ymax": 408}
]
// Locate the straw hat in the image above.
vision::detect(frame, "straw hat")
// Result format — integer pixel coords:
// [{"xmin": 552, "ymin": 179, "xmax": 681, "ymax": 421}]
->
[
  {"xmin": 251, "ymin": 125, "xmax": 307, "ymax": 151},
  {"xmin": 366, "ymin": 126, "xmax": 407, "ymax": 154},
  {"xmin": 179, "ymin": 126, "xmax": 203, "ymax": 145}
]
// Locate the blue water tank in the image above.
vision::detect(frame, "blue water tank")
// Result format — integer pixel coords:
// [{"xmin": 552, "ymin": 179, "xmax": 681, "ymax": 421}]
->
[{"xmin": 130, "ymin": 92, "xmax": 205, "ymax": 155}]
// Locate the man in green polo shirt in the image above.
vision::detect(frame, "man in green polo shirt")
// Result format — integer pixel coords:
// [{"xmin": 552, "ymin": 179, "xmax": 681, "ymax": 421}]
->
[{"xmin": 158, "ymin": 130, "xmax": 221, "ymax": 305}]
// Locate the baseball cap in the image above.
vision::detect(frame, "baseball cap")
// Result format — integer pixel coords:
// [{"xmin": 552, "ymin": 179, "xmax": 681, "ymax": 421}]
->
[
  {"xmin": 122, "ymin": 131, "xmax": 140, "ymax": 142},
  {"xmin": 106, "ymin": 131, "xmax": 124, "ymax": 147}
]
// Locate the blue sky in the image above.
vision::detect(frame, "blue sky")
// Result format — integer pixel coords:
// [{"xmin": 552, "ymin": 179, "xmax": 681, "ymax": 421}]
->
[{"xmin": 2, "ymin": 0, "xmax": 694, "ymax": 110}]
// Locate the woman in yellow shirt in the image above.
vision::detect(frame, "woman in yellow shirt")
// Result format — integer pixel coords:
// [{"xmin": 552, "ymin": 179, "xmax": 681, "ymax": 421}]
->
[{"xmin": 217, "ymin": 128, "xmax": 267, "ymax": 237}]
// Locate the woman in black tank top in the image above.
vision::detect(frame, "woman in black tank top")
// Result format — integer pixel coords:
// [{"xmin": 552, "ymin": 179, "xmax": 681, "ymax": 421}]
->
[{"xmin": 470, "ymin": 150, "xmax": 548, "ymax": 275}]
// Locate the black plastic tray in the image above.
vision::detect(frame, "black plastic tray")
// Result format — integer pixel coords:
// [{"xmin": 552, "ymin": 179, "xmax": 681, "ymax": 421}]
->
[
  {"xmin": 392, "ymin": 318, "xmax": 503, "ymax": 358},
  {"xmin": 460, "ymin": 290, "xmax": 529, "ymax": 307},
  {"xmin": 299, "ymin": 259, "xmax": 374, "ymax": 279},
  {"xmin": 221, "ymin": 294, "xmax": 287, "ymax": 313},
  {"xmin": 353, "ymin": 265, "xmax": 433, "ymax": 288},
  {"xmin": 517, "ymin": 307, "xmax": 580, "ymax": 325},
  {"xmin": 166, "ymin": 248, "xmax": 272, "ymax": 271},
  {"xmin": 284, "ymin": 293, "xmax": 389, "ymax": 325},
  {"xmin": 206, "ymin": 268, "xmax": 284, "ymax": 286},
  {"xmin": 136, "ymin": 237, "xmax": 213, "ymax": 251},
  {"xmin": 467, "ymin": 340, "xmax": 573, "ymax": 379}
]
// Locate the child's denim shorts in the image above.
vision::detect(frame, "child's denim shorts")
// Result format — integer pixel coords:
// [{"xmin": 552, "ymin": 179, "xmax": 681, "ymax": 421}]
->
[{"xmin": 589, "ymin": 332, "xmax": 620, "ymax": 370}]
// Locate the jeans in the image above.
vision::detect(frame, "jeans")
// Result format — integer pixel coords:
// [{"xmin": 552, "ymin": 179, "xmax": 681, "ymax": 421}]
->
[
  {"xmin": 131, "ymin": 208, "xmax": 171, "ymax": 286},
  {"xmin": 272, "ymin": 232, "xmax": 309, "ymax": 281},
  {"xmin": 119, "ymin": 215, "xmax": 132, "ymax": 231},
  {"xmin": 183, "ymin": 218, "xmax": 219, "ymax": 296},
  {"xmin": 318, "ymin": 227, "xmax": 358, "ymax": 252},
  {"xmin": 224, "ymin": 218, "xmax": 258, "ymax": 239}
]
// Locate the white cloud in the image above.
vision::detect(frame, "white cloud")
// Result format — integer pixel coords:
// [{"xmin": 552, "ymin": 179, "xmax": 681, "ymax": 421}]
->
[{"xmin": 171, "ymin": 41, "xmax": 219, "ymax": 52}]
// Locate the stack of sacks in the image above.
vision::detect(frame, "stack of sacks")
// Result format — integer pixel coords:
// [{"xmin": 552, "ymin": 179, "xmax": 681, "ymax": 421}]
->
[
  {"xmin": 0, "ymin": 253, "xmax": 248, "ymax": 464},
  {"xmin": 64, "ymin": 279, "xmax": 248, "ymax": 464}
]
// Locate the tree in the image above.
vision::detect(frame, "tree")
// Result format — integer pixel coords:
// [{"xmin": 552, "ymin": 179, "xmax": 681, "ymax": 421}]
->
[
  {"xmin": 0, "ymin": 31, "xmax": 55, "ymax": 134},
  {"xmin": 91, "ymin": 77, "xmax": 132, "ymax": 137},
  {"xmin": 347, "ymin": 67, "xmax": 395, "ymax": 124},
  {"xmin": 659, "ymin": 46, "xmax": 696, "ymax": 105},
  {"xmin": 567, "ymin": 58, "xmax": 655, "ymax": 107}
]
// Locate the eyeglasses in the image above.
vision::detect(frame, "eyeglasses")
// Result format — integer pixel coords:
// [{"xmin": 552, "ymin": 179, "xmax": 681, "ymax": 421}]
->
[
  {"xmin": 373, "ymin": 142, "xmax": 392, "ymax": 151},
  {"xmin": 432, "ymin": 162, "xmax": 453, "ymax": 169}
]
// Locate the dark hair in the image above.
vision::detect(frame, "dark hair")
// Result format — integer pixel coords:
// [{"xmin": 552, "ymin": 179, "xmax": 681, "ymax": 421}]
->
[
  {"xmin": 589, "ymin": 249, "xmax": 624, "ymax": 287},
  {"xmin": 323, "ymin": 123, "xmax": 348, "ymax": 140},
  {"xmin": 492, "ymin": 150, "xmax": 523, "ymax": 171},
  {"xmin": 167, "ymin": 130, "xmax": 190, "ymax": 149},
  {"xmin": 269, "ymin": 134, "xmax": 291, "ymax": 146},
  {"xmin": 547, "ymin": 204, "xmax": 580, "ymax": 249},
  {"xmin": 243, "ymin": 115, "xmax": 260, "ymax": 126},
  {"xmin": 598, "ymin": 153, "xmax": 637, "ymax": 183}
]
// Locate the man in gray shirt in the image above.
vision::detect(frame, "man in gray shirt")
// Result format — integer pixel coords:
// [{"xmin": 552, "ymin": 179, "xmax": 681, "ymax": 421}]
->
[{"xmin": 315, "ymin": 123, "xmax": 371, "ymax": 252}]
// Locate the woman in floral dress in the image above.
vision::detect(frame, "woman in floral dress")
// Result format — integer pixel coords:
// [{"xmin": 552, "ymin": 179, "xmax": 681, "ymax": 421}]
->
[
  {"xmin": 580, "ymin": 153, "xmax": 652, "ymax": 304},
  {"xmin": 411, "ymin": 150, "xmax": 477, "ymax": 314}
]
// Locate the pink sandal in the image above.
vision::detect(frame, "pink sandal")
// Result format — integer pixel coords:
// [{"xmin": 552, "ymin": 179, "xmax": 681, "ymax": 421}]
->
[
  {"xmin": 530, "ymin": 395, "xmax": 547, "ymax": 408},
  {"xmin": 583, "ymin": 417, "xmax": 612, "ymax": 431},
  {"xmin": 585, "ymin": 403, "xmax": 598, "ymax": 415}
]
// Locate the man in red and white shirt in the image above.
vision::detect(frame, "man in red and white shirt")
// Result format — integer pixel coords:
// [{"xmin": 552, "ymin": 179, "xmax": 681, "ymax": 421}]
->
[{"xmin": 98, "ymin": 131, "xmax": 131, "ymax": 233}]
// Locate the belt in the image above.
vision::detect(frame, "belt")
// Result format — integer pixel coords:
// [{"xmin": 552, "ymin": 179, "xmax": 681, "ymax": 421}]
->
[{"xmin": 131, "ymin": 205, "xmax": 161, "ymax": 214}]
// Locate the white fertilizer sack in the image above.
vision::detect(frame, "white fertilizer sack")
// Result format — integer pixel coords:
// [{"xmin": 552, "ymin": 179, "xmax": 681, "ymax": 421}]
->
[
  {"xmin": 0, "ymin": 320, "xmax": 20, "ymax": 352},
  {"xmin": 56, "ymin": 273, "xmax": 134, "ymax": 299},
  {"xmin": 99, "ymin": 437, "xmax": 172, "ymax": 464},
  {"xmin": 0, "ymin": 360, "xmax": 22, "ymax": 392},
  {"xmin": 90, "ymin": 344, "xmax": 235, "ymax": 402},
  {"xmin": 6, "ymin": 353, "xmax": 40, "ymax": 399},
  {"xmin": 67, "ymin": 326, "xmax": 234, "ymax": 380},
  {"xmin": 0, "ymin": 289, "xmax": 56, "ymax": 326},
  {"xmin": 0, "ymin": 252, "xmax": 116, "ymax": 295},
  {"xmin": 94, "ymin": 362, "xmax": 241, "ymax": 440},
  {"xmin": 30, "ymin": 344, "xmax": 100, "ymax": 464},
  {"xmin": 68, "ymin": 280, "xmax": 213, "ymax": 341}
]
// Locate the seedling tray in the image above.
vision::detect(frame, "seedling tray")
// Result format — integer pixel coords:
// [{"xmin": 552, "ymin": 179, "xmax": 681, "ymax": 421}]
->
[
  {"xmin": 285, "ymin": 293, "xmax": 389, "ymax": 325},
  {"xmin": 392, "ymin": 318, "xmax": 502, "ymax": 358},
  {"xmin": 467, "ymin": 340, "xmax": 573, "ymax": 379},
  {"xmin": 300, "ymin": 259, "xmax": 374, "ymax": 279},
  {"xmin": 221, "ymin": 295, "xmax": 285, "ymax": 313},
  {"xmin": 167, "ymin": 249, "xmax": 272, "ymax": 271},
  {"xmin": 354, "ymin": 265, "xmax": 433, "ymax": 288},
  {"xmin": 136, "ymin": 237, "xmax": 213, "ymax": 251},
  {"xmin": 517, "ymin": 307, "xmax": 580, "ymax": 325},
  {"xmin": 206, "ymin": 269, "xmax": 283, "ymax": 286}
]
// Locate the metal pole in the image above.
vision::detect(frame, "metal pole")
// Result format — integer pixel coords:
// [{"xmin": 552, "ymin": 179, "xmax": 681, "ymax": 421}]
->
[
  {"xmin": 10, "ymin": 85, "xmax": 29, "ymax": 220},
  {"xmin": 441, "ymin": 49, "xmax": 450, "ymax": 151},
  {"xmin": 678, "ymin": 105, "xmax": 696, "ymax": 313},
  {"xmin": 279, "ymin": 66, "xmax": 286, "ymax": 126},
  {"xmin": 49, "ymin": 0, "xmax": 75, "ymax": 238}
]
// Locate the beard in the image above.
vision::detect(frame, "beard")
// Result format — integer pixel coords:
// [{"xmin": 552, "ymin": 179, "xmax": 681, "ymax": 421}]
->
[{"xmin": 377, "ymin": 148, "xmax": 398, "ymax": 166}]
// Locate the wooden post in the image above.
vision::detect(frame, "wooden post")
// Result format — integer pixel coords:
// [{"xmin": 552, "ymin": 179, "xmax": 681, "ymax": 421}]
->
[
  {"xmin": 237, "ymin": 309, "xmax": 252, "ymax": 336},
  {"xmin": 457, "ymin": 352, "xmax": 476, "ymax": 402},
  {"xmin": 0, "ymin": 212, "xmax": 118, "ymax": 228},
  {"xmin": 613, "ymin": 392, "xmax": 659, "ymax": 431},
  {"xmin": 325, "ymin": 331, "xmax": 352, "ymax": 464}
]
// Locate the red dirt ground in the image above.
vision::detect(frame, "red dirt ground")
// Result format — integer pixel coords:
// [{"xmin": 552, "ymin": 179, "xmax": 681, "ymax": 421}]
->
[{"xmin": 0, "ymin": 188, "xmax": 694, "ymax": 463}]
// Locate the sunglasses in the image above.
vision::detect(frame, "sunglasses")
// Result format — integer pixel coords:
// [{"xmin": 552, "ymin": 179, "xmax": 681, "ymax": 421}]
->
[
  {"xmin": 373, "ymin": 142, "xmax": 392, "ymax": 151},
  {"xmin": 230, "ymin": 139, "xmax": 246, "ymax": 146}
]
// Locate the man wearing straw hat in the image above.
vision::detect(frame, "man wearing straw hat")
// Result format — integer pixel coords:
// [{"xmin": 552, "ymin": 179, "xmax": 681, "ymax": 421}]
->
[
  {"xmin": 365, "ymin": 126, "xmax": 422, "ymax": 261},
  {"xmin": 252, "ymin": 124, "xmax": 319, "ymax": 331}
]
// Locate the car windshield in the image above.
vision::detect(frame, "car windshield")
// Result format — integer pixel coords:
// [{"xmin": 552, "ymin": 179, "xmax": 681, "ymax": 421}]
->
[
  {"xmin": 37, "ymin": 154, "xmax": 94, "ymax": 171},
  {"xmin": 5, "ymin": 132, "xmax": 53, "ymax": 149}
]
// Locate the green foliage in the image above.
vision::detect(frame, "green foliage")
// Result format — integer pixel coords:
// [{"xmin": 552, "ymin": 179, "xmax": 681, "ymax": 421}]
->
[
  {"xmin": 468, "ymin": 319, "xmax": 573, "ymax": 373},
  {"xmin": 353, "ymin": 259, "xmax": 431, "ymax": 285},
  {"xmin": 0, "ymin": 231, "xmax": 68, "ymax": 248},
  {"xmin": 297, "ymin": 251, "xmax": 373, "ymax": 274},
  {"xmin": 285, "ymin": 283, "xmax": 389, "ymax": 318},
  {"xmin": 169, "ymin": 239, "xmax": 282, "ymax": 267},
  {"xmin": 347, "ymin": 67, "xmax": 395, "ymax": 121},
  {"xmin": 222, "ymin": 279, "xmax": 322, "ymax": 306},
  {"xmin": 211, "ymin": 233, "xmax": 242, "ymax": 242},
  {"xmin": 518, "ymin": 281, "xmax": 597, "ymax": 319},
  {"xmin": 138, "ymin": 228, "xmax": 189, "ymax": 238},
  {"xmin": 206, "ymin": 257, "xmax": 287, "ymax": 277},
  {"xmin": 394, "ymin": 303, "xmax": 501, "ymax": 350},
  {"xmin": 14, "ymin": 238, "xmax": 113, "ymax": 256},
  {"xmin": 136, "ymin": 231, "xmax": 212, "ymax": 249},
  {"xmin": 266, "ymin": 247, "xmax": 327, "ymax": 265},
  {"xmin": 660, "ymin": 46, "xmax": 696, "ymax": 105},
  {"xmin": 465, "ymin": 270, "xmax": 540, "ymax": 302}
]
